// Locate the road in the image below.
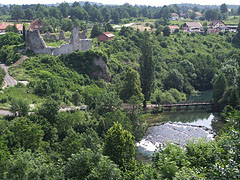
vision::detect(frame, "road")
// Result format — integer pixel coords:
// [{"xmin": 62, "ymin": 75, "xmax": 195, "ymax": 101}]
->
[{"xmin": 0, "ymin": 63, "xmax": 18, "ymax": 89}]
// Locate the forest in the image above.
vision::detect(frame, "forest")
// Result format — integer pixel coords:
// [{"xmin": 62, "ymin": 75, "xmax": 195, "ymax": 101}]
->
[{"xmin": 0, "ymin": 1, "xmax": 240, "ymax": 180}]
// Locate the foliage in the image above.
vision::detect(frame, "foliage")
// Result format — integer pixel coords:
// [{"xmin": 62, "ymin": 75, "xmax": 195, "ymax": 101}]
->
[
  {"xmin": 10, "ymin": 98, "xmax": 29, "ymax": 117},
  {"xmin": 139, "ymin": 31, "xmax": 155, "ymax": 108},
  {"xmin": 120, "ymin": 68, "xmax": 144, "ymax": 102},
  {"xmin": 103, "ymin": 122, "xmax": 135, "ymax": 170}
]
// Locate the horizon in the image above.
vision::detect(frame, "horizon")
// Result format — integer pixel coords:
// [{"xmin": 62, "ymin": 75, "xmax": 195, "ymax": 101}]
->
[{"xmin": 1, "ymin": 0, "xmax": 240, "ymax": 6}]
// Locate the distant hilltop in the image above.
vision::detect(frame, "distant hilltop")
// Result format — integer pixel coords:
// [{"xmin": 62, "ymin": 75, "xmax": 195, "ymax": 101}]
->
[{"xmin": 0, "ymin": 2, "xmax": 239, "ymax": 9}]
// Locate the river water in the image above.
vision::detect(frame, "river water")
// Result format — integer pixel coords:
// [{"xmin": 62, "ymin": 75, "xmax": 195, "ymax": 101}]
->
[
  {"xmin": 136, "ymin": 111, "xmax": 218, "ymax": 156},
  {"xmin": 136, "ymin": 91, "xmax": 223, "ymax": 157}
]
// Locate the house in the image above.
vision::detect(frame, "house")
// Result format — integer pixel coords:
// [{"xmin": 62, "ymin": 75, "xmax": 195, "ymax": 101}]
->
[
  {"xmin": 0, "ymin": 23, "xmax": 23, "ymax": 34},
  {"xmin": 209, "ymin": 20, "xmax": 226, "ymax": 28},
  {"xmin": 98, "ymin": 32, "xmax": 114, "ymax": 42},
  {"xmin": 168, "ymin": 25, "xmax": 179, "ymax": 33},
  {"xmin": 208, "ymin": 21, "xmax": 227, "ymax": 33},
  {"xmin": 182, "ymin": 22, "xmax": 202, "ymax": 32},
  {"xmin": 170, "ymin": 13, "xmax": 179, "ymax": 21},
  {"xmin": 0, "ymin": 23, "xmax": 9, "ymax": 33},
  {"xmin": 195, "ymin": 12, "xmax": 203, "ymax": 20},
  {"xmin": 15, "ymin": 24, "xmax": 23, "ymax": 34},
  {"xmin": 30, "ymin": 19, "xmax": 42, "ymax": 31}
]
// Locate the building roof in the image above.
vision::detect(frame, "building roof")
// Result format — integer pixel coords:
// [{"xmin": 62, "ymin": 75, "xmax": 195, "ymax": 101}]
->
[
  {"xmin": 168, "ymin": 25, "xmax": 179, "ymax": 29},
  {"xmin": 15, "ymin": 24, "xmax": 23, "ymax": 31},
  {"xmin": 171, "ymin": 13, "xmax": 179, "ymax": 17},
  {"xmin": 0, "ymin": 23, "xmax": 10, "ymax": 30},
  {"xmin": 0, "ymin": 23, "xmax": 23, "ymax": 31},
  {"xmin": 184, "ymin": 22, "xmax": 202, "ymax": 28},
  {"xmin": 209, "ymin": 20, "xmax": 226, "ymax": 27},
  {"xmin": 31, "ymin": 19, "xmax": 41, "ymax": 25},
  {"xmin": 102, "ymin": 32, "xmax": 114, "ymax": 38},
  {"xmin": 195, "ymin": 12, "xmax": 202, "ymax": 16}
]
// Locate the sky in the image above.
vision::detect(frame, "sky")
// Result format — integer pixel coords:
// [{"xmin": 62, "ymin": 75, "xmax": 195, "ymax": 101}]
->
[{"xmin": 1, "ymin": 0, "xmax": 240, "ymax": 6}]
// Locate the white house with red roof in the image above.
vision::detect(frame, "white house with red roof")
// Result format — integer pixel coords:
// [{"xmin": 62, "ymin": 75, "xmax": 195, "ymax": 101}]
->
[{"xmin": 170, "ymin": 13, "xmax": 179, "ymax": 21}]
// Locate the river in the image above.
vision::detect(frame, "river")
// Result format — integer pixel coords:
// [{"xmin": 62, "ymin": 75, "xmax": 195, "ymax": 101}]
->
[{"xmin": 136, "ymin": 91, "xmax": 224, "ymax": 157}]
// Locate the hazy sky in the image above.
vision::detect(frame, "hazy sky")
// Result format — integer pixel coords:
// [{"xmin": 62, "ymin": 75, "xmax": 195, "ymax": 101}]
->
[{"xmin": 2, "ymin": 0, "xmax": 240, "ymax": 6}]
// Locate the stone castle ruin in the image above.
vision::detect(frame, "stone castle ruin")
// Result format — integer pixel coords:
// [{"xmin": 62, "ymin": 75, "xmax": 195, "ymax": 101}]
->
[{"xmin": 26, "ymin": 26, "xmax": 91, "ymax": 56}]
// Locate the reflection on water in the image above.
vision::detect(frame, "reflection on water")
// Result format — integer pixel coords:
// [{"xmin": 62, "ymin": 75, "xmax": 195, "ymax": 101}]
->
[{"xmin": 159, "ymin": 111, "xmax": 214, "ymax": 129}]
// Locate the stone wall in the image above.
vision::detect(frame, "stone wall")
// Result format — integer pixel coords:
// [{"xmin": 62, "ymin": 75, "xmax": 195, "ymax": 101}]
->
[{"xmin": 26, "ymin": 26, "xmax": 91, "ymax": 56}]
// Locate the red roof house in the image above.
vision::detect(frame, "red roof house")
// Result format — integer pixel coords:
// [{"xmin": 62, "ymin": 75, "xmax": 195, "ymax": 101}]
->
[
  {"xmin": 0, "ymin": 23, "xmax": 23, "ymax": 34},
  {"xmin": 98, "ymin": 32, "xmax": 114, "ymax": 42},
  {"xmin": 30, "ymin": 19, "xmax": 42, "ymax": 31},
  {"xmin": 0, "ymin": 24, "xmax": 10, "ymax": 33}
]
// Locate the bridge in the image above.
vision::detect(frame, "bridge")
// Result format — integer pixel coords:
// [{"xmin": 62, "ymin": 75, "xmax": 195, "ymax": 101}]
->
[{"xmin": 146, "ymin": 102, "xmax": 215, "ymax": 111}]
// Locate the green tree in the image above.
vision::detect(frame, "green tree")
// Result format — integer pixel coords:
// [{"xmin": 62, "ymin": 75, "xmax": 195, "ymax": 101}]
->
[
  {"xmin": 5, "ymin": 150, "xmax": 62, "ymax": 180},
  {"xmin": 120, "ymin": 68, "xmax": 144, "ymax": 102},
  {"xmin": 64, "ymin": 148, "xmax": 121, "ymax": 180},
  {"xmin": 0, "ymin": 136, "xmax": 10, "ymax": 178},
  {"xmin": 204, "ymin": 9, "xmax": 221, "ymax": 21},
  {"xmin": 90, "ymin": 24, "xmax": 103, "ymax": 38},
  {"xmin": 38, "ymin": 99, "xmax": 59, "ymax": 124},
  {"xmin": 139, "ymin": 31, "xmax": 155, "ymax": 108},
  {"xmin": 5, "ymin": 25, "xmax": 18, "ymax": 33},
  {"xmin": 10, "ymin": 5, "xmax": 25, "ymax": 20},
  {"xmin": 10, "ymin": 98, "xmax": 30, "ymax": 117},
  {"xmin": 213, "ymin": 73, "xmax": 228, "ymax": 105},
  {"xmin": 103, "ymin": 122, "xmax": 135, "ymax": 169},
  {"xmin": 164, "ymin": 69, "xmax": 184, "ymax": 91},
  {"xmin": 163, "ymin": 26, "xmax": 170, "ymax": 36},
  {"xmin": 220, "ymin": 3, "xmax": 228, "ymax": 14},
  {"xmin": 61, "ymin": 18, "xmax": 73, "ymax": 31},
  {"xmin": 7, "ymin": 118, "xmax": 44, "ymax": 151}
]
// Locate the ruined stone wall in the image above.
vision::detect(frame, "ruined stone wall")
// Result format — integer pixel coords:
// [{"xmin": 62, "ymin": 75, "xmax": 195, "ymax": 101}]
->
[{"xmin": 26, "ymin": 26, "xmax": 91, "ymax": 56}]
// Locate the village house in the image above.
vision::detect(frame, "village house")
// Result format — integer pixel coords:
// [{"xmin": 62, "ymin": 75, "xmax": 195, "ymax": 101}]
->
[
  {"xmin": 170, "ymin": 13, "xmax": 179, "ymax": 21},
  {"xmin": 208, "ymin": 20, "xmax": 227, "ymax": 33},
  {"xmin": 168, "ymin": 25, "xmax": 179, "ymax": 33},
  {"xmin": 0, "ymin": 23, "xmax": 23, "ymax": 34},
  {"xmin": 195, "ymin": 12, "xmax": 203, "ymax": 20},
  {"xmin": 182, "ymin": 22, "xmax": 203, "ymax": 32},
  {"xmin": 98, "ymin": 32, "xmax": 114, "ymax": 42},
  {"xmin": 30, "ymin": 19, "xmax": 42, "ymax": 31}
]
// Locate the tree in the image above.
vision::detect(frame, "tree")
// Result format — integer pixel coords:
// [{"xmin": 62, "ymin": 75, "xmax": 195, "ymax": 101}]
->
[
  {"xmin": 10, "ymin": 5, "xmax": 25, "ymax": 20},
  {"xmin": 111, "ymin": 10, "xmax": 120, "ymax": 24},
  {"xmin": 90, "ymin": 24, "xmax": 103, "ymax": 38},
  {"xmin": 24, "ymin": 8, "xmax": 34, "ymax": 20},
  {"xmin": 5, "ymin": 25, "xmax": 18, "ymax": 33},
  {"xmin": 213, "ymin": 73, "xmax": 228, "ymax": 106},
  {"xmin": 164, "ymin": 69, "xmax": 184, "ymax": 92},
  {"xmin": 103, "ymin": 122, "xmax": 135, "ymax": 170},
  {"xmin": 64, "ymin": 148, "xmax": 121, "ymax": 180},
  {"xmin": 5, "ymin": 150, "xmax": 63, "ymax": 180},
  {"xmin": 204, "ymin": 9, "xmax": 221, "ymax": 21},
  {"xmin": 238, "ymin": 7, "xmax": 240, "ymax": 15},
  {"xmin": 220, "ymin": 3, "xmax": 228, "ymax": 14},
  {"xmin": 120, "ymin": 68, "xmax": 144, "ymax": 102},
  {"xmin": 38, "ymin": 99, "xmax": 59, "ymax": 124},
  {"xmin": 163, "ymin": 26, "xmax": 170, "ymax": 36},
  {"xmin": 7, "ymin": 118, "xmax": 44, "ymax": 151},
  {"xmin": 139, "ymin": 31, "xmax": 155, "ymax": 108},
  {"xmin": 61, "ymin": 18, "xmax": 73, "ymax": 31},
  {"xmin": 10, "ymin": 98, "xmax": 29, "ymax": 117}
]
